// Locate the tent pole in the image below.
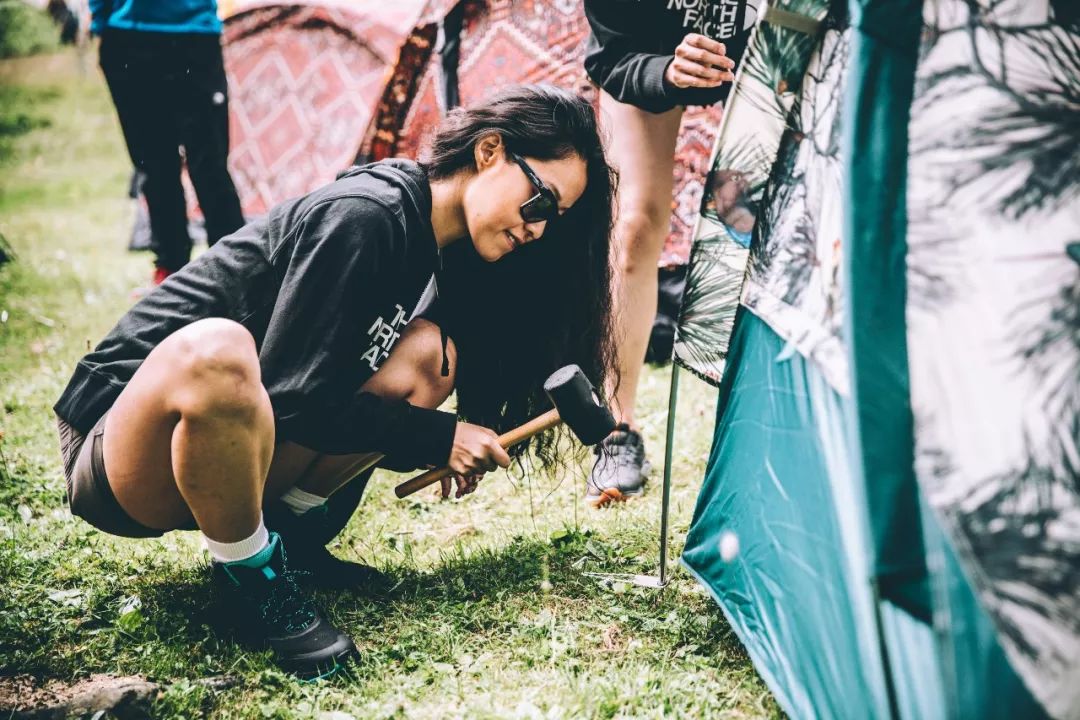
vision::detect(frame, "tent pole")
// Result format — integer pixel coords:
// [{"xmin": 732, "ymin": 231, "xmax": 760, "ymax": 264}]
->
[
  {"xmin": 587, "ymin": 363, "xmax": 682, "ymax": 590},
  {"xmin": 658, "ymin": 363, "xmax": 681, "ymax": 586}
]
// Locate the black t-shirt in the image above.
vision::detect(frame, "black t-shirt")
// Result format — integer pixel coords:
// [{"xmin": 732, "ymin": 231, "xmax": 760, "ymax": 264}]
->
[
  {"xmin": 54, "ymin": 159, "xmax": 457, "ymax": 467},
  {"xmin": 584, "ymin": 0, "xmax": 758, "ymax": 113}
]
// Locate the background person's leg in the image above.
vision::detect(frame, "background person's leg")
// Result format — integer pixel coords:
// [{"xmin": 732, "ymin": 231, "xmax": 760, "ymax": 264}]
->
[
  {"xmin": 598, "ymin": 90, "xmax": 684, "ymax": 429},
  {"xmin": 177, "ymin": 35, "xmax": 244, "ymax": 246},
  {"xmin": 99, "ymin": 33, "xmax": 192, "ymax": 273},
  {"xmin": 587, "ymin": 91, "xmax": 683, "ymax": 507}
]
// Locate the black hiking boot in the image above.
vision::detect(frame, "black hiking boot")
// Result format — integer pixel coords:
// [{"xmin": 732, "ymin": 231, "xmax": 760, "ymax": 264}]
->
[{"xmin": 212, "ymin": 532, "xmax": 356, "ymax": 679}]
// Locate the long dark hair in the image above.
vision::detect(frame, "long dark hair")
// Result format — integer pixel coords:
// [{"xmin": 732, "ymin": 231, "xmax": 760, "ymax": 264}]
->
[{"xmin": 421, "ymin": 85, "xmax": 618, "ymax": 471}]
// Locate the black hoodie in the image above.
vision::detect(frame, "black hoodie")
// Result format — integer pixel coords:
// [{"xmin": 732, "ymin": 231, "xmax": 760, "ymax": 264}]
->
[
  {"xmin": 54, "ymin": 159, "xmax": 457, "ymax": 467},
  {"xmin": 584, "ymin": 0, "xmax": 757, "ymax": 113}
]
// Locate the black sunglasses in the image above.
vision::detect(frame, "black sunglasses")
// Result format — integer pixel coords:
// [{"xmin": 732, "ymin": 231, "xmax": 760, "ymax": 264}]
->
[{"xmin": 510, "ymin": 152, "xmax": 560, "ymax": 224}]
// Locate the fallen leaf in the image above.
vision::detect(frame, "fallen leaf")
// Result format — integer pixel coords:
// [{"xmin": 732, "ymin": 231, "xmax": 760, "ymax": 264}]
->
[
  {"xmin": 601, "ymin": 624, "xmax": 622, "ymax": 651},
  {"xmin": 116, "ymin": 596, "xmax": 143, "ymax": 633},
  {"xmin": 47, "ymin": 589, "xmax": 84, "ymax": 607}
]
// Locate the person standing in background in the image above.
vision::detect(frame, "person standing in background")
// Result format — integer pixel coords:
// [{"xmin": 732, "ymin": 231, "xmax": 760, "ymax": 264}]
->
[
  {"xmin": 583, "ymin": 0, "xmax": 756, "ymax": 507},
  {"xmin": 91, "ymin": 0, "xmax": 245, "ymax": 285}
]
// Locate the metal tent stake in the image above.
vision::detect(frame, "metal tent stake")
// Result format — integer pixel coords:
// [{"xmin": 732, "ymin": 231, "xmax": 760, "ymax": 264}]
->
[
  {"xmin": 657, "ymin": 362, "xmax": 680, "ymax": 586},
  {"xmin": 584, "ymin": 363, "xmax": 681, "ymax": 590}
]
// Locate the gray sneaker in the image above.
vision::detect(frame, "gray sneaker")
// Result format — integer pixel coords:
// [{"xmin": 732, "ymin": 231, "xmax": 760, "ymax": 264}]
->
[{"xmin": 586, "ymin": 424, "xmax": 650, "ymax": 508}]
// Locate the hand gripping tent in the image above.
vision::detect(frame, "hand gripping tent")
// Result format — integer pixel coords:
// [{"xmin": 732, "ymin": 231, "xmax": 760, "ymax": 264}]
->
[{"xmin": 670, "ymin": 1, "xmax": 1079, "ymax": 718}]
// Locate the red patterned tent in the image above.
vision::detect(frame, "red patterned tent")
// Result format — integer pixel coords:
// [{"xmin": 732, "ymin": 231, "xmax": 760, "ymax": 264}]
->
[
  {"xmin": 357, "ymin": 0, "xmax": 722, "ymax": 267},
  {"xmin": 220, "ymin": 0, "xmax": 424, "ymax": 216},
  {"xmin": 134, "ymin": 1, "xmax": 421, "ymax": 247}
]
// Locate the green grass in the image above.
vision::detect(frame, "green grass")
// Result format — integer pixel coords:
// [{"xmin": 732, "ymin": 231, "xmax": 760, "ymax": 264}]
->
[
  {"xmin": 0, "ymin": 1, "xmax": 60, "ymax": 60},
  {"xmin": 0, "ymin": 49, "xmax": 779, "ymax": 719}
]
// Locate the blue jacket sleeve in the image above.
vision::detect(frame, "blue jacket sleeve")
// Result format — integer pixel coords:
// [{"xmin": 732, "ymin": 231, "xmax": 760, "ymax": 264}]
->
[{"xmin": 88, "ymin": 0, "xmax": 108, "ymax": 34}]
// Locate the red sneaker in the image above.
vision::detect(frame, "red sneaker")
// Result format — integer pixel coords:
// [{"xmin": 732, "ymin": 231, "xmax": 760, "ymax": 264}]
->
[{"xmin": 152, "ymin": 266, "xmax": 173, "ymax": 285}]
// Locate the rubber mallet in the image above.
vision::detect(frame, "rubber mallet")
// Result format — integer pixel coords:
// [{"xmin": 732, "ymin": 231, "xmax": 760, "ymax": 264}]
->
[{"xmin": 394, "ymin": 364, "xmax": 615, "ymax": 498}]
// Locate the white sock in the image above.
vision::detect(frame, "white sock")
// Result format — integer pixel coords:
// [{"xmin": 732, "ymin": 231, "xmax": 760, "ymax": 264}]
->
[
  {"xmin": 280, "ymin": 486, "xmax": 328, "ymax": 516},
  {"xmin": 203, "ymin": 516, "xmax": 270, "ymax": 564}
]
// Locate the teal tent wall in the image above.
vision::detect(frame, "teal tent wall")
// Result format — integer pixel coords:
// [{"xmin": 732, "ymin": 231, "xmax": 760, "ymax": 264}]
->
[
  {"xmin": 920, "ymin": 501, "xmax": 1046, "ymax": 720},
  {"xmin": 683, "ymin": 310, "xmax": 896, "ymax": 719},
  {"xmin": 678, "ymin": 1, "xmax": 1074, "ymax": 717},
  {"xmin": 843, "ymin": 0, "xmax": 930, "ymax": 623}
]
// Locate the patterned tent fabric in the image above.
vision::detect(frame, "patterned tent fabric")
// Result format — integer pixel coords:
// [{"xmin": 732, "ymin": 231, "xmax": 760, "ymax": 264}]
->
[
  {"xmin": 673, "ymin": 0, "xmax": 828, "ymax": 385},
  {"xmin": 740, "ymin": 18, "xmax": 849, "ymax": 395},
  {"xmin": 220, "ymin": 2, "xmax": 423, "ymax": 217},
  {"xmin": 679, "ymin": 0, "xmax": 1078, "ymax": 716},
  {"xmin": 130, "ymin": 2, "xmax": 422, "ymax": 250},
  {"xmin": 356, "ymin": 0, "xmax": 723, "ymax": 268},
  {"xmin": 906, "ymin": 2, "xmax": 1080, "ymax": 716}
]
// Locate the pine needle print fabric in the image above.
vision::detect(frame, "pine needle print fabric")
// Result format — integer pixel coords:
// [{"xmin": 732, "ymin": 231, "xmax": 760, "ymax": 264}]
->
[{"xmin": 906, "ymin": 3, "xmax": 1080, "ymax": 716}]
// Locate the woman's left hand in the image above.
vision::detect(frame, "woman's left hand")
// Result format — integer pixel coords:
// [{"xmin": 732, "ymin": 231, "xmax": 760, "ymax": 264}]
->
[{"xmin": 440, "ymin": 472, "xmax": 486, "ymax": 499}]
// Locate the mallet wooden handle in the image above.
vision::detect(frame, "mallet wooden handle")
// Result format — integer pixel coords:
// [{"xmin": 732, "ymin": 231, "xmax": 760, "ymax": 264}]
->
[{"xmin": 394, "ymin": 408, "xmax": 562, "ymax": 498}]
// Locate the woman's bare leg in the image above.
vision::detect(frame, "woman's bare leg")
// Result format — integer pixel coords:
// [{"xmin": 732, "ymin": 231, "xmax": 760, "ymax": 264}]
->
[
  {"xmin": 598, "ymin": 90, "xmax": 684, "ymax": 429},
  {"xmin": 100, "ymin": 318, "xmax": 359, "ymax": 677},
  {"xmin": 103, "ymin": 318, "xmax": 275, "ymax": 541}
]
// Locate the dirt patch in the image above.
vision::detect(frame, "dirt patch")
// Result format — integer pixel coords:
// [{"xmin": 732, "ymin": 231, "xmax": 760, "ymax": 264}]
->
[{"xmin": 0, "ymin": 673, "xmax": 238, "ymax": 719}]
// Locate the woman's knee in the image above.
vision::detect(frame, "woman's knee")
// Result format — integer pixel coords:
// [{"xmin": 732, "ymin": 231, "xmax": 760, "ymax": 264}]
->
[
  {"xmin": 166, "ymin": 319, "xmax": 266, "ymax": 418},
  {"xmin": 363, "ymin": 319, "xmax": 456, "ymax": 409},
  {"xmin": 613, "ymin": 205, "xmax": 669, "ymax": 272},
  {"xmin": 414, "ymin": 321, "xmax": 457, "ymax": 403}
]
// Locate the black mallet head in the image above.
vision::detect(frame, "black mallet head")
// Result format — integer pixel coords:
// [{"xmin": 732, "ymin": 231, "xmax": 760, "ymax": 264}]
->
[{"xmin": 542, "ymin": 365, "xmax": 616, "ymax": 446}]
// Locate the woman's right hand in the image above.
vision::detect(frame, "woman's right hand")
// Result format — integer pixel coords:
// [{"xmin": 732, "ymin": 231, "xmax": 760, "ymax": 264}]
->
[
  {"xmin": 665, "ymin": 33, "xmax": 736, "ymax": 89},
  {"xmin": 448, "ymin": 422, "xmax": 511, "ymax": 476}
]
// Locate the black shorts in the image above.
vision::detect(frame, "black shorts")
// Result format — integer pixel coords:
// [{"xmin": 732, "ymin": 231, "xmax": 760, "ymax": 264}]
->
[{"xmin": 56, "ymin": 413, "xmax": 184, "ymax": 538}]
